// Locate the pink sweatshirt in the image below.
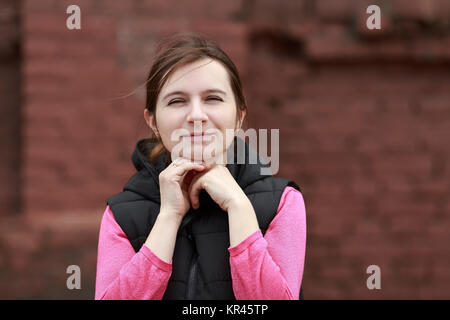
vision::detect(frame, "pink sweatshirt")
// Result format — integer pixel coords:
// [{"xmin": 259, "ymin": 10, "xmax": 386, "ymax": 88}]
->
[{"xmin": 95, "ymin": 186, "xmax": 306, "ymax": 300}]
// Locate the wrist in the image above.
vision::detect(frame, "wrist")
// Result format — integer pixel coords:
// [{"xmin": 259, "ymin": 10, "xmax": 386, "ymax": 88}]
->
[
  {"xmin": 227, "ymin": 193, "xmax": 251, "ymax": 213},
  {"xmin": 157, "ymin": 209, "xmax": 183, "ymax": 226}
]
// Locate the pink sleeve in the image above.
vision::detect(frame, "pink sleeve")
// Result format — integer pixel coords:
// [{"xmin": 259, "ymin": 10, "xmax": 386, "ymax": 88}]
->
[
  {"xmin": 228, "ymin": 186, "xmax": 307, "ymax": 300},
  {"xmin": 95, "ymin": 205, "xmax": 172, "ymax": 300}
]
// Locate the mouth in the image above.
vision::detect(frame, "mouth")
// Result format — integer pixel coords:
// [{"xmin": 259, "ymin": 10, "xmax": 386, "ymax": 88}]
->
[{"xmin": 184, "ymin": 132, "xmax": 214, "ymax": 141}]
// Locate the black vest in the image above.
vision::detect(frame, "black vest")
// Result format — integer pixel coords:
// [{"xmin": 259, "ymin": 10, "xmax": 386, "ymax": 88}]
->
[{"xmin": 107, "ymin": 137, "xmax": 304, "ymax": 299}]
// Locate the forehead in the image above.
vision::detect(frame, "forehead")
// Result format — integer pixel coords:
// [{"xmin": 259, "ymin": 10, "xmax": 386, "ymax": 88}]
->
[{"xmin": 159, "ymin": 59, "xmax": 231, "ymax": 98}]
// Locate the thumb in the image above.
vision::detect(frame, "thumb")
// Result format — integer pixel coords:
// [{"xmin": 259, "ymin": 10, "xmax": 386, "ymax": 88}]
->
[
  {"xmin": 188, "ymin": 178, "xmax": 203, "ymax": 210},
  {"xmin": 181, "ymin": 170, "xmax": 197, "ymax": 192}
]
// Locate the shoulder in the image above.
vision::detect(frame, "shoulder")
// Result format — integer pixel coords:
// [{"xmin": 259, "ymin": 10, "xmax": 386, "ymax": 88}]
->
[
  {"xmin": 263, "ymin": 186, "xmax": 306, "ymax": 236},
  {"xmin": 99, "ymin": 205, "xmax": 129, "ymax": 239},
  {"xmin": 276, "ymin": 186, "xmax": 306, "ymax": 216},
  {"xmin": 281, "ymin": 186, "xmax": 304, "ymax": 202}
]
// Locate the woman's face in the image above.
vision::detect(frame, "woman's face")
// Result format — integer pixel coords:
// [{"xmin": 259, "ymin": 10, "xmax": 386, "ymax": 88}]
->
[{"xmin": 145, "ymin": 58, "xmax": 245, "ymax": 163}]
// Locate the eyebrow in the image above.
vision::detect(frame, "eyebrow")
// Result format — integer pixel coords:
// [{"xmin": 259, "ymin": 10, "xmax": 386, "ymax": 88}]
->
[{"xmin": 162, "ymin": 89, "xmax": 227, "ymax": 101}]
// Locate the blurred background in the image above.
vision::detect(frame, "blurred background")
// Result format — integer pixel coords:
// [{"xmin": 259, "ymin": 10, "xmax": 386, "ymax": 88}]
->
[{"xmin": 1, "ymin": 0, "xmax": 450, "ymax": 299}]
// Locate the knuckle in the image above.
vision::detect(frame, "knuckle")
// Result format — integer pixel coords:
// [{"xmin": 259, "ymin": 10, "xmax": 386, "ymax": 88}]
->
[{"xmin": 159, "ymin": 172, "xmax": 168, "ymax": 181}]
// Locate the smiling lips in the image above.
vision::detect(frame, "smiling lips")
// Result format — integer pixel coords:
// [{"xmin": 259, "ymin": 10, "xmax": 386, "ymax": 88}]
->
[
  {"xmin": 184, "ymin": 132, "xmax": 214, "ymax": 141},
  {"xmin": 185, "ymin": 132, "xmax": 212, "ymax": 141}
]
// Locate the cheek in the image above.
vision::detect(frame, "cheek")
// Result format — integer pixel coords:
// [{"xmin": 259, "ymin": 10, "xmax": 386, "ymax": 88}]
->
[
  {"xmin": 156, "ymin": 113, "xmax": 182, "ymax": 150},
  {"xmin": 157, "ymin": 111, "xmax": 183, "ymax": 133},
  {"xmin": 213, "ymin": 107, "xmax": 237, "ymax": 129}
]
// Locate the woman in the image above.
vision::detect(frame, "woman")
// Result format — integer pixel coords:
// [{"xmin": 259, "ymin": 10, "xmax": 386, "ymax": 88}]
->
[{"xmin": 95, "ymin": 32, "xmax": 306, "ymax": 300}]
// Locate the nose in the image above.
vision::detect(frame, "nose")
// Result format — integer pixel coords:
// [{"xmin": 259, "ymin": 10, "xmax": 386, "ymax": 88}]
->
[{"xmin": 186, "ymin": 98, "xmax": 208, "ymax": 126}]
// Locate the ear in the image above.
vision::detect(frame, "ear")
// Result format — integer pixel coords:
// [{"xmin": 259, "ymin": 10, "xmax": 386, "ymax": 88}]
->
[
  {"xmin": 144, "ymin": 109, "xmax": 158, "ymax": 136},
  {"xmin": 235, "ymin": 108, "xmax": 246, "ymax": 131}
]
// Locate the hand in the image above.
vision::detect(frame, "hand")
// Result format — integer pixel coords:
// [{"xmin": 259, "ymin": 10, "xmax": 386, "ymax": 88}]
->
[
  {"xmin": 187, "ymin": 162, "xmax": 248, "ymax": 212},
  {"xmin": 158, "ymin": 158, "xmax": 207, "ymax": 220}
]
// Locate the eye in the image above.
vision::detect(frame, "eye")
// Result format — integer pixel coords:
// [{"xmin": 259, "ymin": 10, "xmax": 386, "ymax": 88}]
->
[
  {"xmin": 207, "ymin": 96, "xmax": 222, "ymax": 102},
  {"xmin": 167, "ymin": 99, "xmax": 184, "ymax": 105}
]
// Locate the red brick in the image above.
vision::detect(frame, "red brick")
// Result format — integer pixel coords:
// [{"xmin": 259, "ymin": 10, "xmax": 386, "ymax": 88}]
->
[
  {"xmin": 315, "ymin": 0, "xmax": 356, "ymax": 22},
  {"xmin": 2, "ymin": 0, "xmax": 449, "ymax": 300},
  {"xmin": 391, "ymin": 0, "xmax": 438, "ymax": 21}
]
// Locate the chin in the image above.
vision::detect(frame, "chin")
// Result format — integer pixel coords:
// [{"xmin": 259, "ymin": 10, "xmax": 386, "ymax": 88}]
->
[{"xmin": 187, "ymin": 148, "xmax": 227, "ymax": 165}]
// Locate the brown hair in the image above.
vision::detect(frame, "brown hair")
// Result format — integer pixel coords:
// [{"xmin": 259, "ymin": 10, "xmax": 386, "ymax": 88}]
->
[{"xmin": 145, "ymin": 31, "xmax": 248, "ymax": 165}]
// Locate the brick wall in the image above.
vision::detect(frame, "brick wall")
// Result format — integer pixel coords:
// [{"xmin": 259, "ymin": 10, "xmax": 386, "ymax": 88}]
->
[
  {"xmin": 0, "ymin": 0, "xmax": 21, "ymax": 216},
  {"xmin": 0, "ymin": 0, "xmax": 449, "ymax": 299}
]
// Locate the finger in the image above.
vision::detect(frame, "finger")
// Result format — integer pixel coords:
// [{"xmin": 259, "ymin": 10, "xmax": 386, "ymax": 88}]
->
[
  {"xmin": 170, "ymin": 157, "xmax": 189, "ymax": 168},
  {"xmin": 172, "ymin": 161, "xmax": 206, "ymax": 182},
  {"xmin": 181, "ymin": 169, "xmax": 202, "ymax": 192},
  {"xmin": 170, "ymin": 158, "xmax": 200, "ymax": 170},
  {"xmin": 188, "ymin": 175, "xmax": 203, "ymax": 210},
  {"xmin": 171, "ymin": 157, "xmax": 202, "ymax": 166},
  {"xmin": 203, "ymin": 157, "xmax": 216, "ymax": 168}
]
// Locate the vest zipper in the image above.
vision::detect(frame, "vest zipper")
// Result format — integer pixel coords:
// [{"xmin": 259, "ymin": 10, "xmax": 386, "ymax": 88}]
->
[
  {"xmin": 186, "ymin": 254, "xmax": 198, "ymax": 299},
  {"xmin": 186, "ymin": 231, "xmax": 198, "ymax": 299}
]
